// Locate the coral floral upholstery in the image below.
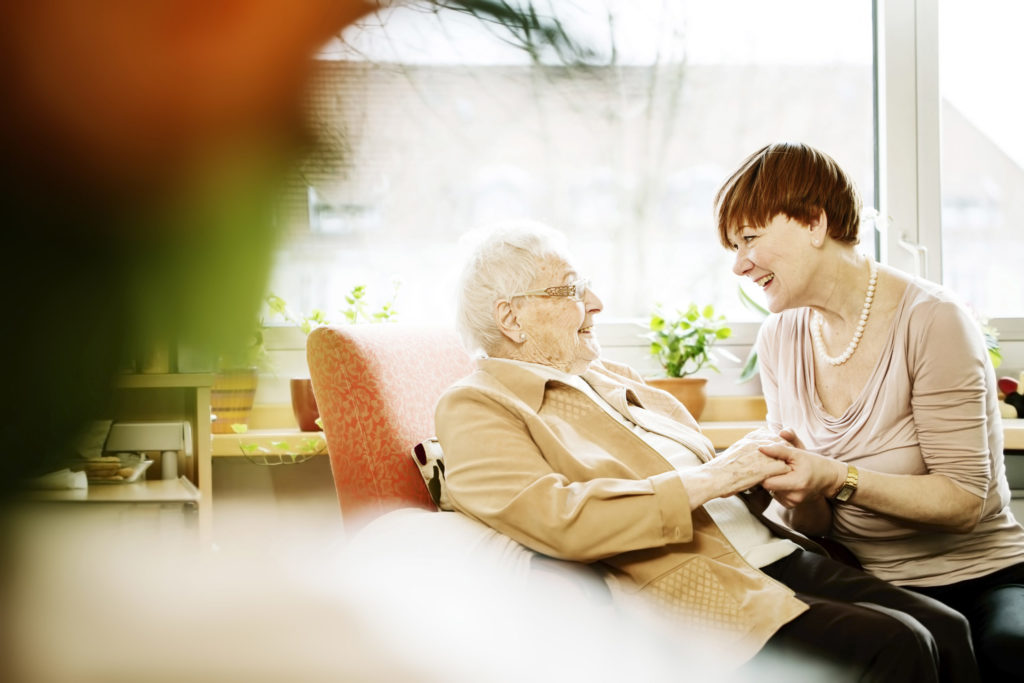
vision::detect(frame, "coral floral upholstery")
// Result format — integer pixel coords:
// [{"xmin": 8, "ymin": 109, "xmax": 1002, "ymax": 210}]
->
[{"xmin": 307, "ymin": 324, "xmax": 476, "ymax": 530}]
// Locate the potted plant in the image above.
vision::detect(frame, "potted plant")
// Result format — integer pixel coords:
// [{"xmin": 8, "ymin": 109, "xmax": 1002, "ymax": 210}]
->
[
  {"xmin": 645, "ymin": 303, "xmax": 733, "ymax": 419},
  {"xmin": 266, "ymin": 283, "xmax": 399, "ymax": 431}
]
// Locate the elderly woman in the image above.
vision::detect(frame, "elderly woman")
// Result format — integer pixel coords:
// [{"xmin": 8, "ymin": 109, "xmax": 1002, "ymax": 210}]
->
[
  {"xmin": 435, "ymin": 220, "xmax": 978, "ymax": 682},
  {"xmin": 715, "ymin": 142, "xmax": 1024, "ymax": 681}
]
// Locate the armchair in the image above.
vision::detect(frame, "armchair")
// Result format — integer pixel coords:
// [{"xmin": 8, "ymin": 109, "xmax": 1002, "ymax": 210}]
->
[
  {"xmin": 307, "ymin": 323, "xmax": 613, "ymax": 603},
  {"xmin": 306, "ymin": 324, "xmax": 476, "ymax": 531}
]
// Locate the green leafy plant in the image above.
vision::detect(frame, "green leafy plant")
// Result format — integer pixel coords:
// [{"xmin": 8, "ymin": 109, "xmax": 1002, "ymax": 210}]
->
[
  {"xmin": 982, "ymin": 323, "xmax": 1002, "ymax": 369},
  {"xmin": 960, "ymin": 307, "xmax": 1002, "ymax": 369},
  {"xmin": 340, "ymin": 283, "xmax": 400, "ymax": 324},
  {"xmin": 647, "ymin": 303, "xmax": 734, "ymax": 378},
  {"xmin": 265, "ymin": 281, "xmax": 400, "ymax": 333}
]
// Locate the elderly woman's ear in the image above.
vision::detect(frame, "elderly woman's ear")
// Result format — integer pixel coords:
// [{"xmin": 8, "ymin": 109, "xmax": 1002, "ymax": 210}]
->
[{"xmin": 494, "ymin": 298, "xmax": 525, "ymax": 343}]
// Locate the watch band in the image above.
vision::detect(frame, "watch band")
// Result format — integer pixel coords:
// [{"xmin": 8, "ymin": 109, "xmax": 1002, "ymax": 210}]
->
[{"xmin": 832, "ymin": 464, "xmax": 859, "ymax": 503}]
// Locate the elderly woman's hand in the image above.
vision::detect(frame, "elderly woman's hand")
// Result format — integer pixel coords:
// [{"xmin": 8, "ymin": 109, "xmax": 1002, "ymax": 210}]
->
[
  {"xmin": 757, "ymin": 432, "xmax": 847, "ymax": 509},
  {"xmin": 680, "ymin": 428, "xmax": 793, "ymax": 509}
]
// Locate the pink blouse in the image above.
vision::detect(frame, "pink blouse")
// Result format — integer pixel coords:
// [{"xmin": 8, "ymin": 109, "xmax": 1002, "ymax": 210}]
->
[{"xmin": 759, "ymin": 277, "xmax": 1024, "ymax": 587}]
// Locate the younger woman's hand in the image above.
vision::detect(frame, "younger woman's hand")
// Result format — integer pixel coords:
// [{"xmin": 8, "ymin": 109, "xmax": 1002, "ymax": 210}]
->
[
  {"xmin": 681, "ymin": 428, "xmax": 792, "ymax": 507},
  {"xmin": 758, "ymin": 438, "xmax": 846, "ymax": 508}
]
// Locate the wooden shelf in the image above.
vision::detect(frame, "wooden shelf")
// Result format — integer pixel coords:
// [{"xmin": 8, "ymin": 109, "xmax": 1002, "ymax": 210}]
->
[
  {"xmin": 700, "ymin": 417, "xmax": 1024, "ymax": 451},
  {"xmin": 115, "ymin": 373, "xmax": 215, "ymax": 389},
  {"xmin": 1005, "ymin": 419, "xmax": 1024, "ymax": 450},
  {"xmin": 701, "ymin": 395, "xmax": 767, "ymax": 422},
  {"xmin": 699, "ymin": 421, "xmax": 767, "ymax": 449},
  {"xmin": 18, "ymin": 477, "xmax": 200, "ymax": 504},
  {"xmin": 209, "ymin": 409, "xmax": 1020, "ymax": 457}
]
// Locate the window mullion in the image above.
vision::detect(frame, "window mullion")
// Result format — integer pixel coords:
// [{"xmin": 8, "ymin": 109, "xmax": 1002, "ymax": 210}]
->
[{"xmin": 876, "ymin": 0, "xmax": 942, "ymax": 282}]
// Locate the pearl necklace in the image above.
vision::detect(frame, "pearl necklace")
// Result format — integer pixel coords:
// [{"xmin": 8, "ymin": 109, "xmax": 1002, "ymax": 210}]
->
[{"xmin": 811, "ymin": 260, "xmax": 878, "ymax": 366}]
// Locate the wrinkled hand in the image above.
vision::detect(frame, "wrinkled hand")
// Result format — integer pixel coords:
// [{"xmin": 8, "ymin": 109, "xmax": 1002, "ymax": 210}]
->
[
  {"xmin": 758, "ymin": 431, "xmax": 846, "ymax": 508},
  {"xmin": 699, "ymin": 428, "xmax": 793, "ymax": 499}
]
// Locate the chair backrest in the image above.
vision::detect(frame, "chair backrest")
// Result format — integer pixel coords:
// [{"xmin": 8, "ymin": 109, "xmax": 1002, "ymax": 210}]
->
[{"xmin": 307, "ymin": 324, "xmax": 476, "ymax": 531}]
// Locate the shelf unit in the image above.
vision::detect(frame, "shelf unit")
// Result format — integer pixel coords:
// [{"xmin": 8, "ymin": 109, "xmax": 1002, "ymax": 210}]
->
[
  {"xmin": 24, "ymin": 476, "xmax": 200, "ymax": 504},
  {"xmin": 113, "ymin": 372, "xmax": 214, "ymax": 542}
]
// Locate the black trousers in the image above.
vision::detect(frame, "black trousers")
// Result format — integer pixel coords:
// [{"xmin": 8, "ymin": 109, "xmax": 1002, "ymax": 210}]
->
[
  {"xmin": 909, "ymin": 561, "xmax": 1024, "ymax": 683},
  {"xmin": 742, "ymin": 550, "xmax": 979, "ymax": 683}
]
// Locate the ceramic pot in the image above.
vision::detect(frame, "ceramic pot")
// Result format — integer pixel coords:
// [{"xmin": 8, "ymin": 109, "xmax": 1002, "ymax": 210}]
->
[
  {"xmin": 645, "ymin": 376, "xmax": 708, "ymax": 420},
  {"xmin": 290, "ymin": 378, "xmax": 322, "ymax": 432}
]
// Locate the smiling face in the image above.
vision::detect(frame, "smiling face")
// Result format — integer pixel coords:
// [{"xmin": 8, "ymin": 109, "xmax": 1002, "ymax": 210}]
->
[
  {"xmin": 509, "ymin": 255, "xmax": 603, "ymax": 374},
  {"xmin": 728, "ymin": 213, "xmax": 821, "ymax": 313}
]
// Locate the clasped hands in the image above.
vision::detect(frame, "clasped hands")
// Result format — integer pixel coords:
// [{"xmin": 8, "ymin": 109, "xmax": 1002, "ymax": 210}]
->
[
  {"xmin": 749, "ymin": 427, "xmax": 848, "ymax": 508},
  {"xmin": 689, "ymin": 427, "xmax": 845, "ymax": 509}
]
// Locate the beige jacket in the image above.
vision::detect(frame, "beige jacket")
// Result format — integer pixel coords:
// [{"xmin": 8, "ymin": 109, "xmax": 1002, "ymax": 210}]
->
[{"xmin": 435, "ymin": 357, "xmax": 809, "ymax": 663}]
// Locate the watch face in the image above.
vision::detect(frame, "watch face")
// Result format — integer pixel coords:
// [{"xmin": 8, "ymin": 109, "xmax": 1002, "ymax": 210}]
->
[{"xmin": 835, "ymin": 485, "xmax": 854, "ymax": 502}]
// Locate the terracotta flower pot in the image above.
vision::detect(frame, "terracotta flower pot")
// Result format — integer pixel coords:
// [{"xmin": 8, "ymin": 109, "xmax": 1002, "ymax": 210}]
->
[
  {"xmin": 290, "ymin": 378, "xmax": 322, "ymax": 432},
  {"xmin": 646, "ymin": 376, "xmax": 708, "ymax": 420}
]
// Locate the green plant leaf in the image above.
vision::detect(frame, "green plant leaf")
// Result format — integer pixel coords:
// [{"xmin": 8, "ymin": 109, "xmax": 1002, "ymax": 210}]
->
[
  {"xmin": 738, "ymin": 349, "xmax": 759, "ymax": 383},
  {"xmin": 230, "ymin": 423, "xmax": 249, "ymax": 434},
  {"xmin": 299, "ymin": 437, "xmax": 327, "ymax": 455},
  {"xmin": 738, "ymin": 283, "xmax": 770, "ymax": 317},
  {"xmin": 982, "ymin": 324, "xmax": 1002, "ymax": 369}
]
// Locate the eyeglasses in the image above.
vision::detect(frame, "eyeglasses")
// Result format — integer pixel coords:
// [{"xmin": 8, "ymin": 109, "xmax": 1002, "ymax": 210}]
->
[{"xmin": 507, "ymin": 278, "xmax": 590, "ymax": 302}]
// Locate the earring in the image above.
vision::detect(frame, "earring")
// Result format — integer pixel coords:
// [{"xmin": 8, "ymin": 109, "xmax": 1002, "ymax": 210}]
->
[{"xmin": 519, "ymin": 333, "xmax": 526, "ymax": 341}]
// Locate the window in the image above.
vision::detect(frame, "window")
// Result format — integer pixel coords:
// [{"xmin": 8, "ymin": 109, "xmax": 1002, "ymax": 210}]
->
[
  {"xmin": 938, "ymin": 0, "xmax": 1024, "ymax": 319},
  {"xmin": 877, "ymin": 0, "xmax": 1022, "ymax": 364},
  {"xmin": 268, "ymin": 1, "xmax": 875, "ymax": 325}
]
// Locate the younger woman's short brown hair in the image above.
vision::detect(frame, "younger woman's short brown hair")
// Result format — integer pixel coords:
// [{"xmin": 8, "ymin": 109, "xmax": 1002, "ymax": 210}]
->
[{"xmin": 714, "ymin": 142, "xmax": 861, "ymax": 249}]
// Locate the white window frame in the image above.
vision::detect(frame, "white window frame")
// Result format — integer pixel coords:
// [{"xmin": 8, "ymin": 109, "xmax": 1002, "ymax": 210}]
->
[
  {"xmin": 876, "ymin": 0, "xmax": 942, "ymax": 281},
  {"xmin": 878, "ymin": 0, "xmax": 1022, "ymax": 367}
]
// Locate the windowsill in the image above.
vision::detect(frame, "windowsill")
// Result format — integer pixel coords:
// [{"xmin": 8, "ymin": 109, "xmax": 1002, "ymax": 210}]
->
[
  {"xmin": 698, "ymin": 421, "xmax": 767, "ymax": 449},
  {"xmin": 699, "ymin": 414, "xmax": 1024, "ymax": 452},
  {"xmin": 211, "ymin": 404, "xmax": 325, "ymax": 457},
  {"xmin": 214, "ymin": 403, "xmax": 1023, "ymax": 455},
  {"xmin": 211, "ymin": 428, "xmax": 326, "ymax": 457},
  {"xmin": 1003, "ymin": 419, "xmax": 1024, "ymax": 450}
]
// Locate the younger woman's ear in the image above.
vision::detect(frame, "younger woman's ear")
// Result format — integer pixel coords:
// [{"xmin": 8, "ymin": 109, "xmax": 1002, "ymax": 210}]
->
[
  {"xmin": 494, "ymin": 298, "xmax": 523, "ymax": 343},
  {"xmin": 808, "ymin": 208, "xmax": 828, "ymax": 247}
]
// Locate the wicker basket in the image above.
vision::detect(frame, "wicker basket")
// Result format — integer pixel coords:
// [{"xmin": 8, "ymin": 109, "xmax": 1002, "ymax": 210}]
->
[{"xmin": 210, "ymin": 368, "xmax": 259, "ymax": 434}]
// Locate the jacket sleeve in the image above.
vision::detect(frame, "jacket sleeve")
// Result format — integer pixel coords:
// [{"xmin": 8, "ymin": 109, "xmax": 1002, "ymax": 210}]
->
[{"xmin": 435, "ymin": 384, "xmax": 695, "ymax": 563}]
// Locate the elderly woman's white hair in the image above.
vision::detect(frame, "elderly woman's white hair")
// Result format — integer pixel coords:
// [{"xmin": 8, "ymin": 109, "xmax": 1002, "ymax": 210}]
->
[{"xmin": 456, "ymin": 220, "xmax": 573, "ymax": 356}]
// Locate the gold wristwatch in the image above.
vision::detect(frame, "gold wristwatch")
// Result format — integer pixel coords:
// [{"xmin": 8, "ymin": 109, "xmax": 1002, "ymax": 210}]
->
[{"xmin": 832, "ymin": 464, "xmax": 859, "ymax": 503}]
